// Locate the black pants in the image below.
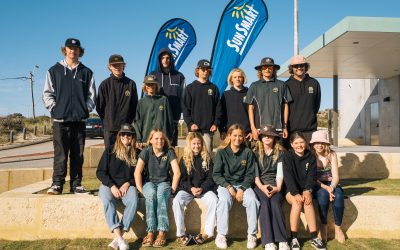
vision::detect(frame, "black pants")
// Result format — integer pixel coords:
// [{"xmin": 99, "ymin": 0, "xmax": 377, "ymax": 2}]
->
[
  {"xmin": 104, "ymin": 130, "xmax": 118, "ymax": 148},
  {"xmin": 254, "ymin": 187, "xmax": 287, "ymax": 245},
  {"xmin": 52, "ymin": 121, "xmax": 85, "ymax": 190}
]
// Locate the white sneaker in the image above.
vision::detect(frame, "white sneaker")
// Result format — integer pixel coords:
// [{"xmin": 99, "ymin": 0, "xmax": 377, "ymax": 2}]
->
[
  {"xmin": 265, "ymin": 242, "xmax": 277, "ymax": 250},
  {"xmin": 215, "ymin": 234, "xmax": 228, "ymax": 249},
  {"xmin": 278, "ymin": 241, "xmax": 290, "ymax": 250},
  {"xmin": 117, "ymin": 238, "xmax": 129, "ymax": 250},
  {"xmin": 108, "ymin": 238, "xmax": 118, "ymax": 250},
  {"xmin": 247, "ymin": 234, "xmax": 257, "ymax": 249}
]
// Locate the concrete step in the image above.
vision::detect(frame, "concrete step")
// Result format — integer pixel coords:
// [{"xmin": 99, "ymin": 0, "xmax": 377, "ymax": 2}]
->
[{"xmin": 0, "ymin": 180, "xmax": 399, "ymax": 240}]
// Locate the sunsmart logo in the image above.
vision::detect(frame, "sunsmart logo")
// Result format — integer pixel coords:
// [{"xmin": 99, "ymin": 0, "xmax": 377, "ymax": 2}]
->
[
  {"xmin": 166, "ymin": 27, "xmax": 189, "ymax": 64},
  {"xmin": 227, "ymin": 4, "xmax": 259, "ymax": 55}
]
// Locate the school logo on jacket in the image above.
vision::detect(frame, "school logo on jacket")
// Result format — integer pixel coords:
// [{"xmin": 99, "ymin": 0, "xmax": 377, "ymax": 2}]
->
[
  {"xmin": 161, "ymin": 156, "xmax": 167, "ymax": 161},
  {"xmin": 159, "ymin": 105, "xmax": 164, "ymax": 111},
  {"xmin": 208, "ymin": 89, "xmax": 213, "ymax": 95},
  {"xmin": 125, "ymin": 90, "xmax": 131, "ymax": 97},
  {"xmin": 273, "ymin": 87, "xmax": 278, "ymax": 93},
  {"xmin": 308, "ymin": 86, "xmax": 314, "ymax": 94},
  {"xmin": 241, "ymin": 160, "xmax": 247, "ymax": 167},
  {"xmin": 132, "ymin": 159, "xmax": 137, "ymax": 166}
]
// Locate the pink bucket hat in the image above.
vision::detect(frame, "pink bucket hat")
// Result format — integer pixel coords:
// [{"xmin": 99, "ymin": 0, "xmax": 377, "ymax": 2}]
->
[
  {"xmin": 309, "ymin": 130, "xmax": 330, "ymax": 144},
  {"xmin": 290, "ymin": 55, "xmax": 308, "ymax": 65}
]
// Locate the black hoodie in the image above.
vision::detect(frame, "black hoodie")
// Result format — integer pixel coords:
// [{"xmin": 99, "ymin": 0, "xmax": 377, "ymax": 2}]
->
[
  {"xmin": 96, "ymin": 73, "xmax": 138, "ymax": 132},
  {"xmin": 150, "ymin": 48, "xmax": 185, "ymax": 121},
  {"xmin": 219, "ymin": 86, "xmax": 250, "ymax": 133},
  {"xmin": 283, "ymin": 148, "xmax": 317, "ymax": 195},
  {"xmin": 285, "ymin": 74, "xmax": 321, "ymax": 133}
]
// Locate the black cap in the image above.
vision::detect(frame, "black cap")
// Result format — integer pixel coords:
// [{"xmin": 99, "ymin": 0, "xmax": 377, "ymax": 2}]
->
[
  {"xmin": 109, "ymin": 54, "xmax": 125, "ymax": 64},
  {"xmin": 254, "ymin": 57, "xmax": 280, "ymax": 70},
  {"xmin": 197, "ymin": 59, "xmax": 211, "ymax": 69},
  {"xmin": 143, "ymin": 74, "xmax": 159, "ymax": 85},
  {"xmin": 119, "ymin": 123, "xmax": 135, "ymax": 135},
  {"xmin": 65, "ymin": 38, "xmax": 81, "ymax": 48}
]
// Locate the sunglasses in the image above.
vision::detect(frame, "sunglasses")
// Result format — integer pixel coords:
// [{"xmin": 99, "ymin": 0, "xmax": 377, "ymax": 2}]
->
[
  {"xmin": 120, "ymin": 132, "xmax": 133, "ymax": 137},
  {"xmin": 199, "ymin": 67, "xmax": 211, "ymax": 72},
  {"xmin": 261, "ymin": 65, "xmax": 274, "ymax": 70},
  {"xmin": 292, "ymin": 63, "xmax": 306, "ymax": 69}
]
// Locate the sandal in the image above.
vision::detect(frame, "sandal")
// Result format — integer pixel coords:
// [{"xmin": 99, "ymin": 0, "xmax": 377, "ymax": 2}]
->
[
  {"xmin": 177, "ymin": 234, "xmax": 192, "ymax": 246},
  {"xmin": 193, "ymin": 233, "xmax": 208, "ymax": 245},
  {"xmin": 142, "ymin": 233, "xmax": 154, "ymax": 247},
  {"xmin": 153, "ymin": 233, "xmax": 167, "ymax": 248}
]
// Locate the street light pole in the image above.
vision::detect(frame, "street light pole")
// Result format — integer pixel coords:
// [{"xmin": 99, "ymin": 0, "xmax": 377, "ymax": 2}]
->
[{"xmin": 294, "ymin": 0, "xmax": 299, "ymax": 56}]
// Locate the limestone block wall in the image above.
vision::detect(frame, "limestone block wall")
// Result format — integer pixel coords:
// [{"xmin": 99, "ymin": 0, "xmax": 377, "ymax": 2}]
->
[{"xmin": 0, "ymin": 181, "xmax": 399, "ymax": 240}]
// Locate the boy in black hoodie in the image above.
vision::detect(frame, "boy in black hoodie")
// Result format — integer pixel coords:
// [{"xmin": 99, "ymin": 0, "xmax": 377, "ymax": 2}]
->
[
  {"xmin": 183, "ymin": 59, "xmax": 221, "ymax": 154},
  {"xmin": 96, "ymin": 54, "xmax": 138, "ymax": 148},
  {"xmin": 285, "ymin": 55, "xmax": 321, "ymax": 143},
  {"xmin": 150, "ymin": 48, "xmax": 185, "ymax": 146}
]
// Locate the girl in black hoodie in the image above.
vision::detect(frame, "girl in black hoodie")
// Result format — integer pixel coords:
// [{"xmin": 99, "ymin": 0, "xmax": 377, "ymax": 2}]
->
[{"xmin": 283, "ymin": 132, "xmax": 326, "ymax": 250}]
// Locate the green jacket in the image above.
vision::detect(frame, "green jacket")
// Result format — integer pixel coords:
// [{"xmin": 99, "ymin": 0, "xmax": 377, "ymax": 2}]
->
[
  {"xmin": 213, "ymin": 145, "xmax": 256, "ymax": 189},
  {"xmin": 134, "ymin": 95, "xmax": 173, "ymax": 143}
]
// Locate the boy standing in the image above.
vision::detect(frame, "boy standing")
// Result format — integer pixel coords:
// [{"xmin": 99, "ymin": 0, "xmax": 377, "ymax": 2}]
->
[{"xmin": 183, "ymin": 59, "xmax": 221, "ymax": 153}]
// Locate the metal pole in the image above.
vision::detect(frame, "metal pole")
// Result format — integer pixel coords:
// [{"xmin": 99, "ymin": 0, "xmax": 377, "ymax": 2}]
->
[
  {"xmin": 29, "ymin": 71, "xmax": 36, "ymax": 119},
  {"xmin": 294, "ymin": 0, "xmax": 299, "ymax": 56},
  {"xmin": 23, "ymin": 128, "xmax": 27, "ymax": 140}
]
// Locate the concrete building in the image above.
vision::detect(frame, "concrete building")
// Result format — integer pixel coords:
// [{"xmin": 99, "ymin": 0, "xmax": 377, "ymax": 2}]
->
[{"xmin": 279, "ymin": 16, "xmax": 400, "ymax": 146}]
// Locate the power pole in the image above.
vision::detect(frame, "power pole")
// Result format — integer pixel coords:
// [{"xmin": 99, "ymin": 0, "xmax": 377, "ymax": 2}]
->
[
  {"xmin": 0, "ymin": 65, "xmax": 39, "ymax": 119},
  {"xmin": 294, "ymin": 0, "xmax": 299, "ymax": 56}
]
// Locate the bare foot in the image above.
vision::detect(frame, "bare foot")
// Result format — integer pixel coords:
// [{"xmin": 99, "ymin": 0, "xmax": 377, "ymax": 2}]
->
[{"xmin": 335, "ymin": 225, "xmax": 345, "ymax": 243}]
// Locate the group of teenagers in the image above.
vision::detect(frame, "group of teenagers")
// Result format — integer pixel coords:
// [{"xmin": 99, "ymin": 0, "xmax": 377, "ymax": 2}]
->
[{"xmin": 42, "ymin": 38, "xmax": 345, "ymax": 250}]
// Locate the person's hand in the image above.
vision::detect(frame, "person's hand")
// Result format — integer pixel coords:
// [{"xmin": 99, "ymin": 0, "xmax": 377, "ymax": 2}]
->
[
  {"xmin": 210, "ymin": 124, "xmax": 217, "ymax": 133},
  {"xmin": 119, "ymin": 182, "xmax": 130, "ymax": 197},
  {"xmin": 228, "ymin": 186, "xmax": 236, "ymax": 197},
  {"xmin": 329, "ymin": 191, "xmax": 335, "ymax": 202},
  {"xmin": 302, "ymin": 190, "xmax": 313, "ymax": 205},
  {"xmin": 283, "ymin": 128, "xmax": 288, "ymax": 139},
  {"xmin": 251, "ymin": 128, "xmax": 259, "ymax": 140},
  {"xmin": 191, "ymin": 124, "xmax": 199, "ymax": 131},
  {"xmin": 322, "ymin": 184, "xmax": 333, "ymax": 193},
  {"xmin": 294, "ymin": 194, "xmax": 303, "ymax": 205},
  {"xmin": 267, "ymin": 185, "xmax": 279, "ymax": 198},
  {"xmin": 235, "ymin": 188, "xmax": 244, "ymax": 202},
  {"xmin": 136, "ymin": 142, "xmax": 143, "ymax": 150},
  {"xmin": 195, "ymin": 187, "xmax": 203, "ymax": 197},
  {"xmin": 245, "ymin": 133, "xmax": 252, "ymax": 141},
  {"xmin": 171, "ymin": 186, "xmax": 177, "ymax": 194},
  {"xmin": 111, "ymin": 185, "xmax": 122, "ymax": 199}
]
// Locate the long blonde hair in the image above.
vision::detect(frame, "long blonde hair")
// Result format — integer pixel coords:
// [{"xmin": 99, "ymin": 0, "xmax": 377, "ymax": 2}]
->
[
  {"xmin": 218, "ymin": 124, "xmax": 245, "ymax": 149},
  {"xmin": 183, "ymin": 132, "xmax": 211, "ymax": 174},
  {"xmin": 254, "ymin": 136, "xmax": 285, "ymax": 168},
  {"xmin": 113, "ymin": 133, "xmax": 138, "ymax": 166},
  {"xmin": 146, "ymin": 128, "xmax": 171, "ymax": 151}
]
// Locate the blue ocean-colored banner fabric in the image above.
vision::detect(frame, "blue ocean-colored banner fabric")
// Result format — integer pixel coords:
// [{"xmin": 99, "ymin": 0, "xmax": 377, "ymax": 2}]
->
[
  {"xmin": 210, "ymin": 0, "xmax": 268, "ymax": 93},
  {"xmin": 146, "ymin": 18, "xmax": 197, "ymax": 75}
]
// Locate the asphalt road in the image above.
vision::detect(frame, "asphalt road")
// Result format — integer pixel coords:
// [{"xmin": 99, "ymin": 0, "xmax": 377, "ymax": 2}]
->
[{"xmin": 0, "ymin": 138, "xmax": 104, "ymax": 169}]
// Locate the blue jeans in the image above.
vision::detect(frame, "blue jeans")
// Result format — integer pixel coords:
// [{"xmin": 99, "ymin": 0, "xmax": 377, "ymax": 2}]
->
[
  {"xmin": 142, "ymin": 182, "xmax": 171, "ymax": 232},
  {"xmin": 99, "ymin": 184, "xmax": 138, "ymax": 232},
  {"xmin": 172, "ymin": 190, "xmax": 218, "ymax": 237},
  {"xmin": 314, "ymin": 182, "xmax": 345, "ymax": 226},
  {"xmin": 216, "ymin": 185, "xmax": 260, "ymax": 236}
]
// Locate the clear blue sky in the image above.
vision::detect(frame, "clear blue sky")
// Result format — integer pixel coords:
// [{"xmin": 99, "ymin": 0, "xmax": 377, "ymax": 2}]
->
[{"xmin": 0, "ymin": 0, "xmax": 399, "ymax": 117}]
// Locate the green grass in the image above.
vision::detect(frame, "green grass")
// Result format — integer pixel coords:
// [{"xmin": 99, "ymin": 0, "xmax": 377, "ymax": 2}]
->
[
  {"xmin": 0, "ymin": 238, "xmax": 399, "ymax": 250},
  {"xmin": 36, "ymin": 178, "xmax": 400, "ymax": 197},
  {"xmin": 340, "ymin": 178, "xmax": 400, "ymax": 196}
]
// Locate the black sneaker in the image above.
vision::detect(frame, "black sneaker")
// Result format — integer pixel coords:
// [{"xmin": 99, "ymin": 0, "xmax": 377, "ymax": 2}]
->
[
  {"xmin": 311, "ymin": 237, "xmax": 326, "ymax": 250},
  {"xmin": 47, "ymin": 185, "xmax": 62, "ymax": 195},
  {"xmin": 291, "ymin": 238, "xmax": 301, "ymax": 250},
  {"xmin": 71, "ymin": 186, "xmax": 90, "ymax": 194}
]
